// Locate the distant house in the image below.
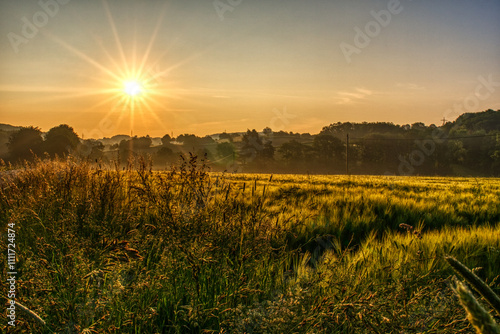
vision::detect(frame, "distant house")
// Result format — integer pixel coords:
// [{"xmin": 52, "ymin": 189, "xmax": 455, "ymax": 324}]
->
[
  {"xmin": 209, "ymin": 134, "xmax": 220, "ymax": 141},
  {"xmin": 232, "ymin": 135, "xmax": 243, "ymax": 143}
]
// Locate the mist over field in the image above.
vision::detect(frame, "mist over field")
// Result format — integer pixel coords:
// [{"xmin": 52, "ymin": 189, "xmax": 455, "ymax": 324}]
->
[{"xmin": 2, "ymin": 109, "xmax": 500, "ymax": 177}]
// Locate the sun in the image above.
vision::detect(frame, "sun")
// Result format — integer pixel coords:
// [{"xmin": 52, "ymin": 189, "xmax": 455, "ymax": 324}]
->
[
  {"xmin": 123, "ymin": 80, "xmax": 143, "ymax": 97},
  {"xmin": 33, "ymin": 1, "xmax": 185, "ymax": 139}
]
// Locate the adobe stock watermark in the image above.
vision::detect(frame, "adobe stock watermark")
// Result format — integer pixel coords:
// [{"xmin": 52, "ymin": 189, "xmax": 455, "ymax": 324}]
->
[
  {"xmin": 7, "ymin": 0, "xmax": 71, "ymax": 54},
  {"xmin": 270, "ymin": 107, "xmax": 297, "ymax": 132},
  {"xmin": 143, "ymin": 64, "xmax": 168, "ymax": 91},
  {"xmin": 441, "ymin": 74, "xmax": 500, "ymax": 122},
  {"xmin": 81, "ymin": 109, "xmax": 120, "ymax": 141},
  {"xmin": 213, "ymin": 0, "xmax": 243, "ymax": 21},
  {"xmin": 397, "ymin": 74, "xmax": 499, "ymax": 175},
  {"xmin": 340, "ymin": 0, "xmax": 409, "ymax": 64}
]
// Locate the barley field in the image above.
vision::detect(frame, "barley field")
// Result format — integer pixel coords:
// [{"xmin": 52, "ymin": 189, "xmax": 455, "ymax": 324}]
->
[{"xmin": 1, "ymin": 156, "xmax": 499, "ymax": 333}]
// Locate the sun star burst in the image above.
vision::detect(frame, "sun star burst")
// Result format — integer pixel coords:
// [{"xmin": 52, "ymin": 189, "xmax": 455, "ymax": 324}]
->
[{"xmin": 123, "ymin": 80, "xmax": 143, "ymax": 97}]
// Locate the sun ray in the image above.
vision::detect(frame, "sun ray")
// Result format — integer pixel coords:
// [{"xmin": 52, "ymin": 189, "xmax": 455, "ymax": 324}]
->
[
  {"xmin": 102, "ymin": 0, "xmax": 130, "ymax": 77},
  {"xmin": 143, "ymin": 93, "xmax": 193, "ymax": 127},
  {"xmin": 137, "ymin": 1, "xmax": 170, "ymax": 77},
  {"xmin": 82, "ymin": 94, "xmax": 125, "ymax": 114},
  {"xmin": 94, "ymin": 36, "xmax": 128, "ymax": 79},
  {"xmin": 99, "ymin": 95, "xmax": 130, "ymax": 132},
  {"xmin": 43, "ymin": 32, "xmax": 123, "ymax": 83},
  {"xmin": 20, "ymin": 90, "xmax": 117, "ymax": 105},
  {"xmin": 0, "ymin": 84, "xmax": 121, "ymax": 106},
  {"xmin": 129, "ymin": 95, "xmax": 136, "ymax": 136},
  {"xmin": 17, "ymin": 2, "xmax": 222, "ymax": 138},
  {"xmin": 139, "ymin": 95, "xmax": 168, "ymax": 129},
  {"xmin": 0, "ymin": 85, "xmax": 89, "ymax": 93},
  {"xmin": 163, "ymin": 45, "xmax": 215, "ymax": 75},
  {"xmin": 131, "ymin": 21, "xmax": 138, "ymax": 76},
  {"xmin": 114, "ymin": 102, "xmax": 127, "ymax": 131}
]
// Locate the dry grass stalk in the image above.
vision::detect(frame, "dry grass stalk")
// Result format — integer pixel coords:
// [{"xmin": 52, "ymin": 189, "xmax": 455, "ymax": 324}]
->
[{"xmin": 14, "ymin": 300, "xmax": 46, "ymax": 327}]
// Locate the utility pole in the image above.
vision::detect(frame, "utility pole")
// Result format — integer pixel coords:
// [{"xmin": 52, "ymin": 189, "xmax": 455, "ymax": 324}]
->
[{"xmin": 346, "ymin": 133, "xmax": 349, "ymax": 175}]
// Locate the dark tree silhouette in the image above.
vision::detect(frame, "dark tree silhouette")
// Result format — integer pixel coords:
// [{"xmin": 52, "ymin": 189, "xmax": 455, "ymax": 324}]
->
[
  {"xmin": 240, "ymin": 129, "xmax": 263, "ymax": 163},
  {"xmin": 278, "ymin": 140, "xmax": 306, "ymax": 163},
  {"xmin": 44, "ymin": 124, "xmax": 80, "ymax": 157},
  {"xmin": 3, "ymin": 109, "xmax": 499, "ymax": 175},
  {"xmin": 262, "ymin": 127, "xmax": 273, "ymax": 137},
  {"xmin": 118, "ymin": 136, "xmax": 153, "ymax": 161},
  {"xmin": 239, "ymin": 129, "xmax": 275, "ymax": 170},
  {"xmin": 313, "ymin": 134, "xmax": 344, "ymax": 166},
  {"xmin": 161, "ymin": 134, "xmax": 172, "ymax": 146},
  {"xmin": 8, "ymin": 126, "xmax": 44, "ymax": 162},
  {"xmin": 177, "ymin": 134, "xmax": 198, "ymax": 148},
  {"xmin": 78, "ymin": 139, "xmax": 104, "ymax": 160},
  {"xmin": 261, "ymin": 141, "xmax": 275, "ymax": 160},
  {"xmin": 154, "ymin": 146, "xmax": 176, "ymax": 167}
]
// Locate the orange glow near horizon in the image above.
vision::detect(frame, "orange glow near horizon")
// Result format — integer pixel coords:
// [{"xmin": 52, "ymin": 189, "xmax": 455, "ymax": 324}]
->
[
  {"xmin": 1, "ymin": 1, "xmax": 499, "ymax": 138},
  {"xmin": 30, "ymin": 1, "xmax": 179, "ymax": 138}
]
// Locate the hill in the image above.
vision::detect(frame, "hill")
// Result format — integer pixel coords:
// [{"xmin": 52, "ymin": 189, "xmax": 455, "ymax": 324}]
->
[
  {"xmin": 0, "ymin": 124, "xmax": 21, "ymax": 132},
  {"xmin": 449, "ymin": 109, "xmax": 500, "ymax": 133}
]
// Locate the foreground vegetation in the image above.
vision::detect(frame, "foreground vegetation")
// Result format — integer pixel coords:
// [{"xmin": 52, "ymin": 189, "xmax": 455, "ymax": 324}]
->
[{"xmin": 1, "ymin": 156, "xmax": 499, "ymax": 333}]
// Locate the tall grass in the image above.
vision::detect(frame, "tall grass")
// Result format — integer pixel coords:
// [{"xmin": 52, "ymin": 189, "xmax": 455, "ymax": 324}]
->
[
  {"xmin": 0, "ymin": 156, "xmax": 499, "ymax": 333},
  {"xmin": 446, "ymin": 256, "xmax": 500, "ymax": 334}
]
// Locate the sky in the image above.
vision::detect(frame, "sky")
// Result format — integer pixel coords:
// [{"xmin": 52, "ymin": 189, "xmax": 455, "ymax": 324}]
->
[{"xmin": 0, "ymin": 0, "xmax": 499, "ymax": 138}]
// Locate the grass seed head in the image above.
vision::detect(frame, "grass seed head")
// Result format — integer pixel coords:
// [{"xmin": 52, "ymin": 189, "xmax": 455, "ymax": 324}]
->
[{"xmin": 452, "ymin": 278, "xmax": 500, "ymax": 334}]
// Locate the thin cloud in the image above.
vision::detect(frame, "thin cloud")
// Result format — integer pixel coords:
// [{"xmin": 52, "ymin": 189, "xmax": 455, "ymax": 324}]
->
[
  {"xmin": 355, "ymin": 88, "xmax": 373, "ymax": 95},
  {"xmin": 396, "ymin": 82, "xmax": 426, "ymax": 90},
  {"xmin": 335, "ymin": 87, "xmax": 373, "ymax": 105}
]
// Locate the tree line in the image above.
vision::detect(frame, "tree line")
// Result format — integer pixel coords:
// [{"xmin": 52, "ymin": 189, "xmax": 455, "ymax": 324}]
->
[{"xmin": 2, "ymin": 109, "xmax": 499, "ymax": 176}]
